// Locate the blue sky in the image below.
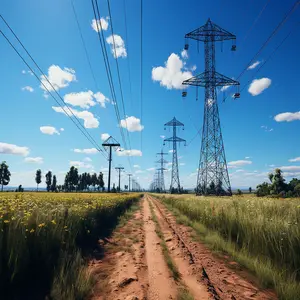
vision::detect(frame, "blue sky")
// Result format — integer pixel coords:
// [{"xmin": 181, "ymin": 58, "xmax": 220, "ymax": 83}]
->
[{"xmin": 1, "ymin": 0, "xmax": 300, "ymax": 189}]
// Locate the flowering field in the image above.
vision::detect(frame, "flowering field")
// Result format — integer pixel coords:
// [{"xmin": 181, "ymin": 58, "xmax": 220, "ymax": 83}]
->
[
  {"xmin": 154, "ymin": 194, "xmax": 300, "ymax": 299},
  {"xmin": 0, "ymin": 192, "xmax": 142, "ymax": 300}
]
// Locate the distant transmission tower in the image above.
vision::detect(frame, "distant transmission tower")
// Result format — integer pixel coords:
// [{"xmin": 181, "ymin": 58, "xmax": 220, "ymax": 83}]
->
[
  {"xmin": 164, "ymin": 117, "xmax": 186, "ymax": 193},
  {"xmin": 156, "ymin": 149, "xmax": 168, "ymax": 193},
  {"xmin": 183, "ymin": 18, "xmax": 240, "ymax": 196}
]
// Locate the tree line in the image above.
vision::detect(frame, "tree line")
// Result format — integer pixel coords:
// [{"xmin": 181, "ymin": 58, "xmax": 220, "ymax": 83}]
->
[{"xmin": 0, "ymin": 161, "xmax": 106, "ymax": 192}]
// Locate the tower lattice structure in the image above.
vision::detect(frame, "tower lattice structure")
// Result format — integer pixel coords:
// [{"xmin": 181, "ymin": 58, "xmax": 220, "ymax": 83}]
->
[
  {"xmin": 164, "ymin": 117, "xmax": 186, "ymax": 193},
  {"xmin": 156, "ymin": 149, "xmax": 168, "ymax": 193},
  {"xmin": 183, "ymin": 18, "xmax": 239, "ymax": 196}
]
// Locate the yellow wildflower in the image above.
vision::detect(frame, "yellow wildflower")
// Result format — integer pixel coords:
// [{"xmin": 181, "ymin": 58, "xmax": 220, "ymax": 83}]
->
[
  {"xmin": 30, "ymin": 229, "xmax": 35, "ymax": 233},
  {"xmin": 4, "ymin": 220, "xmax": 10, "ymax": 223},
  {"xmin": 51, "ymin": 220, "xmax": 56, "ymax": 225}
]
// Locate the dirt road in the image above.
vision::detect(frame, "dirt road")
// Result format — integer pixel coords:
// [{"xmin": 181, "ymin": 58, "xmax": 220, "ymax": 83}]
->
[{"xmin": 89, "ymin": 195, "xmax": 277, "ymax": 300}]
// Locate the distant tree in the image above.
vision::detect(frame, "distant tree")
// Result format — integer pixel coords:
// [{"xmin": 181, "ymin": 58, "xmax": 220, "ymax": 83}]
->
[
  {"xmin": 249, "ymin": 187, "xmax": 252, "ymax": 194},
  {"xmin": 45, "ymin": 171, "xmax": 52, "ymax": 192},
  {"xmin": 65, "ymin": 166, "xmax": 79, "ymax": 192},
  {"xmin": 86, "ymin": 173, "xmax": 91, "ymax": 191},
  {"xmin": 289, "ymin": 178, "xmax": 300, "ymax": 191},
  {"xmin": 111, "ymin": 183, "xmax": 117, "ymax": 193},
  {"xmin": 17, "ymin": 185, "xmax": 24, "ymax": 192},
  {"xmin": 91, "ymin": 173, "xmax": 97, "ymax": 191},
  {"xmin": 35, "ymin": 169, "xmax": 42, "ymax": 191},
  {"xmin": 295, "ymin": 184, "xmax": 300, "ymax": 197},
  {"xmin": 208, "ymin": 181, "xmax": 216, "ymax": 195},
  {"xmin": 98, "ymin": 172, "xmax": 104, "ymax": 192},
  {"xmin": 0, "ymin": 161, "xmax": 11, "ymax": 192},
  {"xmin": 268, "ymin": 168, "xmax": 286, "ymax": 194},
  {"xmin": 237, "ymin": 189, "xmax": 243, "ymax": 195},
  {"xmin": 256, "ymin": 182, "xmax": 270, "ymax": 197},
  {"xmin": 51, "ymin": 175, "xmax": 57, "ymax": 192}
]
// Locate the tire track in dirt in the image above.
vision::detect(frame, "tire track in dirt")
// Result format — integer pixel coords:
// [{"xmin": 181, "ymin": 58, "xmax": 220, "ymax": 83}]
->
[
  {"xmin": 143, "ymin": 196, "xmax": 177, "ymax": 300},
  {"xmin": 149, "ymin": 194, "xmax": 277, "ymax": 300},
  {"xmin": 147, "ymin": 195, "xmax": 213, "ymax": 300}
]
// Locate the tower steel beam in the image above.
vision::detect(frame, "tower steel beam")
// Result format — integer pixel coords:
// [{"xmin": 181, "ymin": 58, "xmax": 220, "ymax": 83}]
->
[
  {"xmin": 156, "ymin": 149, "xmax": 168, "ymax": 193},
  {"xmin": 164, "ymin": 117, "xmax": 186, "ymax": 193},
  {"xmin": 182, "ymin": 18, "xmax": 239, "ymax": 196},
  {"xmin": 115, "ymin": 166, "xmax": 124, "ymax": 192}
]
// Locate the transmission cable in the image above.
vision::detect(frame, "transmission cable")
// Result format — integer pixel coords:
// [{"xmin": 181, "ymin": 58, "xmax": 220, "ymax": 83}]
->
[
  {"xmin": 140, "ymin": 0, "xmax": 144, "ymax": 151},
  {"xmin": 0, "ymin": 16, "xmax": 107, "ymax": 159}
]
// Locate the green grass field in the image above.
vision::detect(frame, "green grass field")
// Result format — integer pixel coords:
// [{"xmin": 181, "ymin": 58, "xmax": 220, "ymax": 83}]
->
[
  {"xmin": 0, "ymin": 192, "xmax": 142, "ymax": 300},
  {"xmin": 154, "ymin": 193, "xmax": 300, "ymax": 300}
]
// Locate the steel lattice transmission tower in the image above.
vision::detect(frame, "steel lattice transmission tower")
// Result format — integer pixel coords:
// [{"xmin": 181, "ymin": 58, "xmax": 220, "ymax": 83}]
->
[
  {"xmin": 156, "ymin": 149, "xmax": 168, "ymax": 193},
  {"xmin": 164, "ymin": 117, "xmax": 186, "ymax": 193},
  {"xmin": 183, "ymin": 19, "xmax": 240, "ymax": 196}
]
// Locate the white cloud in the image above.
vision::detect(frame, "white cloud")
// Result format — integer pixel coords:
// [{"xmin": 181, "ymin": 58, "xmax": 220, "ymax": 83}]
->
[
  {"xmin": 179, "ymin": 163, "xmax": 185, "ymax": 166},
  {"xmin": 64, "ymin": 91, "xmax": 95, "ymax": 109},
  {"xmin": 147, "ymin": 167, "xmax": 155, "ymax": 171},
  {"xmin": 228, "ymin": 160, "xmax": 252, "ymax": 168},
  {"xmin": 106, "ymin": 34, "xmax": 127, "ymax": 58},
  {"xmin": 60, "ymin": 128, "xmax": 64, "ymax": 132},
  {"xmin": 220, "ymin": 85, "xmax": 230, "ymax": 92},
  {"xmin": 261, "ymin": 125, "xmax": 273, "ymax": 132},
  {"xmin": 280, "ymin": 166, "xmax": 300, "ymax": 172},
  {"xmin": 191, "ymin": 65, "xmax": 197, "ymax": 71},
  {"xmin": 245, "ymin": 156, "xmax": 251, "ymax": 159},
  {"xmin": 135, "ymin": 170, "xmax": 144, "ymax": 174},
  {"xmin": 40, "ymin": 65, "xmax": 76, "ymax": 92},
  {"xmin": 24, "ymin": 157, "xmax": 43, "ymax": 164},
  {"xmin": 247, "ymin": 61, "xmax": 260, "ymax": 70},
  {"xmin": 169, "ymin": 150, "xmax": 174, "ymax": 153},
  {"xmin": 274, "ymin": 111, "xmax": 300, "ymax": 122},
  {"xmin": 52, "ymin": 106, "xmax": 99, "ymax": 128},
  {"xmin": 69, "ymin": 161, "xmax": 93, "ymax": 169},
  {"xmin": 22, "ymin": 86, "xmax": 34, "ymax": 92},
  {"xmin": 0, "ymin": 142, "xmax": 29, "ymax": 156},
  {"xmin": 101, "ymin": 133, "xmax": 110, "ymax": 141},
  {"xmin": 181, "ymin": 49, "xmax": 188, "ymax": 59},
  {"xmin": 91, "ymin": 18, "xmax": 109, "ymax": 32},
  {"xmin": 248, "ymin": 78, "xmax": 271, "ymax": 96},
  {"xmin": 73, "ymin": 148, "xmax": 98, "ymax": 154},
  {"xmin": 160, "ymin": 135, "xmax": 165, "ymax": 139},
  {"xmin": 152, "ymin": 53, "xmax": 192, "ymax": 90},
  {"xmin": 289, "ymin": 157, "xmax": 300, "ymax": 162},
  {"xmin": 120, "ymin": 116, "xmax": 144, "ymax": 132},
  {"xmin": 94, "ymin": 92, "xmax": 110, "ymax": 108},
  {"xmin": 21, "ymin": 70, "xmax": 26, "ymax": 74},
  {"xmin": 40, "ymin": 126, "xmax": 60, "ymax": 135},
  {"xmin": 134, "ymin": 165, "xmax": 140, "ymax": 168},
  {"xmin": 116, "ymin": 149, "xmax": 142, "ymax": 157},
  {"xmin": 84, "ymin": 157, "xmax": 92, "ymax": 162}
]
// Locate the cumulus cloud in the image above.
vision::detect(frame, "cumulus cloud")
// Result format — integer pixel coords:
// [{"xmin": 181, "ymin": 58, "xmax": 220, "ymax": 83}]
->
[
  {"xmin": 91, "ymin": 18, "xmax": 109, "ymax": 32},
  {"xmin": 152, "ymin": 53, "xmax": 192, "ymax": 90},
  {"xmin": 228, "ymin": 160, "xmax": 252, "ymax": 168},
  {"xmin": 73, "ymin": 148, "xmax": 98, "ymax": 154},
  {"xmin": 248, "ymin": 78, "xmax": 271, "ymax": 96},
  {"xmin": 101, "ymin": 133, "xmax": 110, "ymax": 141},
  {"xmin": 40, "ymin": 65, "xmax": 76, "ymax": 92},
  {"xmin": 116, "ymin": 149, "xmax": 142, "ymax": 157},
  {"xmin": 289, "ymin": 157, "xmax": 300, "ymax": 162},
  {"xmin": 247, "ymin": 61, "xmax": 260, "ymax": 70},
  {"xmin": 40, "ymin": 126, "xmax": 60, "ymax": 135},
  {"xmin": 181, "ymin": 49, "xmax": 188, "ymax": 59},
  {"xmin": 106, "ymin": 34, "xmax": 127, "ymax": 58},
  {"xmin": 60, "ymin": 128, "xmax": 64, "ymax": 132},
  {"xmin": 22, "ymin": 86, "xmax": 34, "ymax": 92},
  {"xmin": 94, "ymin": 92, "xmax": 110, "ymax": 108},
  {"xmin": 160, "ymin": 135, "xmax": 165, "ymax": 139},
  {"xmin": 274, "ymin": 111, "xmax": 300, "ymax": 122},
  {"xmin": 280, "ymin": 166, "xmax": 300, "ymax": 173},
  {"xmin": 0, "ymin": 142, "xmax": 29, "ymax": 156},
  {"xmin": 24, "ymin": 157, "xmax": 43, "ymax": 164},
  {"xmin": 69, "ymin": 161, "xmax": 93, "ymax": 169},
  {"xmin": 52, "ymin": 106, "xmax": 99, "ymax": 128},
  {"xmin": 120, "ymin": 116, "xmax": 144, "ymax": 132}
]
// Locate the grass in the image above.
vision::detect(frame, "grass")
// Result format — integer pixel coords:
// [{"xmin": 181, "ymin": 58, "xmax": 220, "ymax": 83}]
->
[
  {"xmin": 177, "ymin": 287, "xmax": 194, "ymax": 300},
  {"xmin": 0, "ymin": 192, "xmax": 142, "ymax": 299},
  {"xmin": 148, "ymin": 200, "xmax": 181, "ymax": 281},
  {"xmin": 153, "ymin": 193, "xmax": 300, "ymax": 300}
]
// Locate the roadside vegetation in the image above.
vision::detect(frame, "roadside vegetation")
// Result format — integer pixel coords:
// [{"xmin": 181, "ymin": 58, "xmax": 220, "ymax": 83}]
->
[
  {"xmin": 154, "ymin": 193, "xmax": 300, "ymax": 300},
  {"xmin": 0, "ymin": 192, "xmax": 142, "ymax": 299}
]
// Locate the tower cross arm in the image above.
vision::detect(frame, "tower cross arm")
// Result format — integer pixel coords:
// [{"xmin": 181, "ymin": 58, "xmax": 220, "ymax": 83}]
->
[
  {"xmin": 183, "ymin": 71, "xmax": 240, "ymax": 87},
  {"xmin": 164, "ymin": 137, "xmax": 186, "ymax": 143}
]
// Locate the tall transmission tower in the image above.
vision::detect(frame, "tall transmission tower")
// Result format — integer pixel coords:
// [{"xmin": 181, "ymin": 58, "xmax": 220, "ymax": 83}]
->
[
  {"xmin": 115, "ymin": 166, "xmax": 124, "ymax": 192},
  {"xmin": 156, "ymin": 150, "xmax": 168, "ymax": 193},
  {"xmin": 183, "ymin": 18, "xmax": 240, "ymax": 196},
  {"xmin": 164, "ymin": 117, "xmax": 186, "ymax": 193},
  {"xmin": 102, "ymin": 136, "xmax": 120, "ymax": 192},
  {"xmin": 127, "ymin": 174, "xmax": 132, "ymax": 192}
]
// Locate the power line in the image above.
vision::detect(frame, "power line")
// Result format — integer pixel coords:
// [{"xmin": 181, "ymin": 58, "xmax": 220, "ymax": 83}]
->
[
  {"xmin": 70, "ymin": 0, "xmax": 99, "ymax": 91},
  {"xmin": 240, "ymin": 20, "xmax": 300, "ymax": 94},
  {"xmin": 106, "ymin": 0, "xmax": 132, "ymax": 153},
  {"xmin": 0, "ymin": 16, "xmax": 107, "ymax": 159},
  {"xmin": 123, "ymin": 0, "xmax": 133, "ymax": 109}
]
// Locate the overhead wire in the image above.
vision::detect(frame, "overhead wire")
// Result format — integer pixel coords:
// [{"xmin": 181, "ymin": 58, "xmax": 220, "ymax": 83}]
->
[
  {"xmin": 91, "ymin": 0, "xmax": 133, "ymax": 172},
  {"xmin": 0, "ymin": 15, "xmax": 108, "ymax": 160}
]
